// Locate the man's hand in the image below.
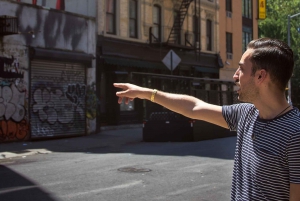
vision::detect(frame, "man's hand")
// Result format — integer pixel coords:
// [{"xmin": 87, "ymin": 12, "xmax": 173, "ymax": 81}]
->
[{"xmin": 114, "ymin": 83, "xmax": 150, "ymax": 104}]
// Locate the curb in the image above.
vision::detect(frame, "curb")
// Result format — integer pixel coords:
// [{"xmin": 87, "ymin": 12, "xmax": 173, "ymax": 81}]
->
[
  {"xmin": 100, "ymin": 124, "xmax": 143, "ymax": 131},
  {"xmin": 0, "ymin": 149, "xmax": 52, "ymax": 160}
]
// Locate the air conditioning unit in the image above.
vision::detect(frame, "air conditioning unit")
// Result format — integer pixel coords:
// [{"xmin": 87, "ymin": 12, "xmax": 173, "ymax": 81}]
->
[
  {"xmin": 226, "ymin": 11, "xmax": 232, "ymax": 18},
  {"xmin": 227, "ymin": 53, "xmax": 233, "ymax": 60}
]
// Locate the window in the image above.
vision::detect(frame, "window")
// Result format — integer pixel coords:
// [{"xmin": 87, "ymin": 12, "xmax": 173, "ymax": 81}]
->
[
  {"xmin": 129, "ymin": 0, "xmax": 137, "ymax": 38},
  {"xmin": 226, "ymin": 0, "xmax": 232, "ymax": 12},
  {"xmin": 226, "ymin": 32, "xmax": 233, "ymax": 60},
  {"xmin": 174, "ymin": 11, "xmax": 181, "ymax": 44},
  {"xmin": 242, "ymin": 0, "xmax": 252, "ymax": 19},
  {"xmin": 226, "ymin": 0, "xmax": 232, "ymax": 18},
  {"xmin": 193, "ymin": 15, "xmax": 199, "ymax": 45},
  {"xmin": 153, "ymin": 5, "xmax": 161, "ymax": 42},
  {"xmin": 226, "ymin": 32, "xmax": 233, "ymax": 53},
  {"xmin": 106, "ymin": 0, "xmax": 116, "ymax": 34},
  {"xmin": 206, "ymin": 19, "xmax": 212, "ymax": 51},
  {"xmin": 242, "ymin": 26, "xmax": 252, "ymax": 52}
]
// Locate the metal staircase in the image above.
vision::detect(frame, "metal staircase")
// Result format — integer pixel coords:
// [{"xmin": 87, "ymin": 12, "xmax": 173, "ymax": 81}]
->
[{"xmin": 167, "ymin": 0, "xmax": 193, "ymax": 44}]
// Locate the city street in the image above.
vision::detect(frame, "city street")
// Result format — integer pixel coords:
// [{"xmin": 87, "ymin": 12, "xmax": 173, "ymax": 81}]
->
[{"xmin": 0, "ymin": 128, "xmax": 236, "ymax": 201}]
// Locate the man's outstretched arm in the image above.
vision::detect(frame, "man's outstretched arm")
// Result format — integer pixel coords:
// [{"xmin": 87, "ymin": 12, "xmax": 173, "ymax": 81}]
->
[{"xmin": 114, "ymin": 83, "xmax": 228, "ymax": 128}]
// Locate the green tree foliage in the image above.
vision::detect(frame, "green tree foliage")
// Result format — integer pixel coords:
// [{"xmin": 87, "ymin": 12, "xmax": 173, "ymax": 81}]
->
[{"xmin": 259, "ymin": 0, "xmax": 300, "ymax": 106}]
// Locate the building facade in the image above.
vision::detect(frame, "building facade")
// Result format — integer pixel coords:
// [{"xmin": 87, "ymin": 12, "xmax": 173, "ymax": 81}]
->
[
  {"xmin": 0, "ymin": 0, "xmax": 97, "ymax": 142},
  {"xmin": 96, "ymin": 0, "xmax": 234, "ymax": 126},
  {"xmin": 219, "ymin": 0, "xmax": 259, "ymax": 81}
]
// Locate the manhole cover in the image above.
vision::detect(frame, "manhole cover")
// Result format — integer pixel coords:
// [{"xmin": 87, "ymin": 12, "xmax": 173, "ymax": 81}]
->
[{"xmin": 118, "ymin": 167, "xmax": 151, "ymax": 173}]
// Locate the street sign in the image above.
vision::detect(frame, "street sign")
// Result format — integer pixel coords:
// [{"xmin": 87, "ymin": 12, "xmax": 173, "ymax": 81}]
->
[
  {"xmin": 162, "ymin": 50, "xmax": 181, "ymax": 74},
  {"xmin": 258, "ymin": 0, "xmax": 266, "ymax": 20}
]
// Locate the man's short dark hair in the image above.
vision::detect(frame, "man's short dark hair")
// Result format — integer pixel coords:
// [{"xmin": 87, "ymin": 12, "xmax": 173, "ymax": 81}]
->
[{"xmin": 247, "ymin": 38, "xmax": 294, "ymax": 91}]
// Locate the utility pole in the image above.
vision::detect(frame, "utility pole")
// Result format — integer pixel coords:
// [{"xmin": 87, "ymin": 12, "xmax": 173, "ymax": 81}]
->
[{"xmin": 287, "ymin": 12, "xmax": 300, "ymax": 104}]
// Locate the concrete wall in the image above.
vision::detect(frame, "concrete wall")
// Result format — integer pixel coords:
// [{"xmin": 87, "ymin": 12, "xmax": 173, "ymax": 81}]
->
[
  {"xmin": 0, "ymin": 0, "xmax": 96, "ymax": 141},
  {"xmin": 13, "ymin": 0, "xmax": 97, "ymax": 17}
]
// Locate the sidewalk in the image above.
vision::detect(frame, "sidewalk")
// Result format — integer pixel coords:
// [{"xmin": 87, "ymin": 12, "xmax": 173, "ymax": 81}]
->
[{"xmin": 0, "ymin": 124, "xmax": 143, "ymax": 160}]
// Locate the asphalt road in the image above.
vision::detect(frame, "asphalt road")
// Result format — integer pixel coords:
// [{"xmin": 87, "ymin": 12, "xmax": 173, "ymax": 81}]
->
[{"xmin": 0, "ymin": 131, "xmax": 236, "ymax": 201}]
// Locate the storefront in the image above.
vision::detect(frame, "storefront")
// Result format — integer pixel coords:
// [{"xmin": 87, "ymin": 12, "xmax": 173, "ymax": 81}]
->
[
  {"xmin": 29, "ymin": 48, "xmax": 93, "ymax": 139},
  {"xmin": 97, "ymin": 36, "xmax": 223, "ymax": 126}
]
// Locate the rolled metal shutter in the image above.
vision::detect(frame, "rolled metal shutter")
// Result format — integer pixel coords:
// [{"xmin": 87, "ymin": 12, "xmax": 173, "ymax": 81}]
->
[{"xmin": 30, "ymin": 60, "xmax": 86, "ymax": 138}]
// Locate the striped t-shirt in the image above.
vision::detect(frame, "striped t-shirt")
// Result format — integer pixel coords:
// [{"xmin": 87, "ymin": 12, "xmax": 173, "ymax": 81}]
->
[{"xmin": 222, "ymin": 103, "xmax": 300, "ymax": 201}]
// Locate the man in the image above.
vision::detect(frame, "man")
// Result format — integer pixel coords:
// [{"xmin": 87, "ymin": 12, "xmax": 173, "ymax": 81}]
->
[{"xmin": 114, "ymin": 38, "xmax": 300, "ymax": 201}]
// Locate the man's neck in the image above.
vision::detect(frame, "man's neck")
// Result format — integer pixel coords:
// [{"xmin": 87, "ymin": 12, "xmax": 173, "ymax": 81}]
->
[{"xmin": 254, "ymin": 98, "xmax": 291, "ymax": 120}]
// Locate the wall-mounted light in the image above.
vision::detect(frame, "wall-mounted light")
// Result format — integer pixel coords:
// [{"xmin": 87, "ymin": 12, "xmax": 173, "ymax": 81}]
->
[{"xmin": 18, "ymin": 30, "xmax": 40, "ymax": 38}]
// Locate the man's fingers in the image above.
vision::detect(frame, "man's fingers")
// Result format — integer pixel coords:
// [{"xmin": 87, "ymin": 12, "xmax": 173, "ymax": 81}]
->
[
  {"xmin": 118, "ymin": 97, "xmax": 123, "ymax": 104},
  {"xmin": 113, "ymin": 83, "xmax": 127, "ymax": 90},
  {"xmin": 116, "ymin": 90, "xmax": 128, "ymax": 97}
]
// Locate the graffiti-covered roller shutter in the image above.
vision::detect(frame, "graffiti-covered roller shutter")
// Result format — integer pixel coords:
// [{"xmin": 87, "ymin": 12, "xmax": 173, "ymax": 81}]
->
[{"xmin": 30, "ymin": 60, "xmax": 86, "ymax": 138}]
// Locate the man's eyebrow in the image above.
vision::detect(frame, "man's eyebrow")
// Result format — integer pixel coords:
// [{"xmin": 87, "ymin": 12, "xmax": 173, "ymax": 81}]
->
[{"xmin": 238, "ymin": 62, "xmax": 244, "ymax": 66}]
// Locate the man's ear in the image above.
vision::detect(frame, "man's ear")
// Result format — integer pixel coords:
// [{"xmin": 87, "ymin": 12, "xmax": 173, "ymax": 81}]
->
[{"xmin": 257, "ymin": 69, "xmax": 267, "ymax": 80}]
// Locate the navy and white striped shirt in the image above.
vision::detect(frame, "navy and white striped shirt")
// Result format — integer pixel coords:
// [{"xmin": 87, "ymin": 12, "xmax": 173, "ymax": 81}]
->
[{"xmin": 222, "ymin": 103, "xmax": 300, "ymax": 201}]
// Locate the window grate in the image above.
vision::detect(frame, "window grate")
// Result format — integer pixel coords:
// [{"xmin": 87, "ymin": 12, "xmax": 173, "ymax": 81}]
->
[{"xmin": 0, "ymin": 15, "xmax": 18, "ymax": 36}]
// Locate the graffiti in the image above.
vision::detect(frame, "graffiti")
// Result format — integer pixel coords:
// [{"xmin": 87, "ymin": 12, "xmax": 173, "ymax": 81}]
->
[
  {"xmin": 0, "ymin": 56, "xmax": 23, "ymax": 79},
  {"xmin": 0, "ymin": 54, "xmax": 28, "ymax": 142},
  {"xmin": 32, "ymin": 124, "xmax": 54, "ymax": 137},
  {"xmin": 0, "ymin": 119, "xmax": 29, "ymax": 142},
  {"xmin": 0, "ymin": 80, "xmax": 10, "ymax": 86},
  {"xmin": 86, "ymin": 83, "xmax": 100, "ymax": 120},
  {"xmin": 66, "ymin": 84, "xmax": 86, "ymax": 106},
  {"xmin": 0, "ymin": 84, "xmax": 26, "ymax": 122},
  {"xmin": 32, "ymin": 85, "xmax": 85, "ymax": 126},
  {"xmin": 15, "ymin": 78, "xmax": 27, "ymax": 94}
]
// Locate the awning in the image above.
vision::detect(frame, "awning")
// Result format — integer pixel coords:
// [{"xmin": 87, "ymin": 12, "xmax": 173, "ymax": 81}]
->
[
  {"xmin": 194, "ymin": 66, "xmax": 219, "ymax": 74},
  {"xmin": 103, "ymin": 57, "xmax": 166, "ymax": 70},
  {"xmin": 30, "ymin": 47, "xmax": 95, "ymax": 66}
]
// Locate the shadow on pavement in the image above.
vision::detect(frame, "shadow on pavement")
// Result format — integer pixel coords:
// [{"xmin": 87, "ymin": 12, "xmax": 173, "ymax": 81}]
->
[
  {"xmin": 86, "ymin": 136, "xmax": 237, "ymax": 160},
  {"xmin": 0, "ymin": 128, "xmax": 236, "ymax": 160},
  {"xmin": 0, "ymin": 165, "xmax": 60, "ymax": 201}
]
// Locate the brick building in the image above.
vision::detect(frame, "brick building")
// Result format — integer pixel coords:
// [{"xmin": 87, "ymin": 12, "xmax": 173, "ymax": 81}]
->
[{"xmin": 219, "ymin": 0, "xmax": 259, "ymax": 81}]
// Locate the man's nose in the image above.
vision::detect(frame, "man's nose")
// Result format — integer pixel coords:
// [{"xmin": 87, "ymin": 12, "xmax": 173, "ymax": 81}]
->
[{"xmin": 233, "ymin": 69, "xmax": 239, "ymax": 80}]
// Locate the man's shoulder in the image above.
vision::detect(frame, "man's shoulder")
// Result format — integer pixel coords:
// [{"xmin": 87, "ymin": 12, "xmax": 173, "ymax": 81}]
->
[
  {"xmin": 225, "ymin": 103, "xmax": 255, "ymax": 111},
  {"xmin": 282, "ymin": 107, "xmax": 300, "ymax": 133}
]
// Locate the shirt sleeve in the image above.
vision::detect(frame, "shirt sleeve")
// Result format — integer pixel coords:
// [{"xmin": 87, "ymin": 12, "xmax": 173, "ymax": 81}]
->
[
  {"xmin": 287, "ymin": 131, "xmax": 300, "ymax": 184},
  {"xmin": 222, "ymin": 103, "xmax": 250, "ymax": 131}
]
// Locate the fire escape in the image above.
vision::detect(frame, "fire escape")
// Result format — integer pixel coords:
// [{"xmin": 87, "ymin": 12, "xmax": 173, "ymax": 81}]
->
[
  {"xmin": 167, "ymin": 0, "xmax": 193, "ymax": 46},
  {"xmin": 149, "ymin": 0, "xmax": 195, "ymax": 50}
]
